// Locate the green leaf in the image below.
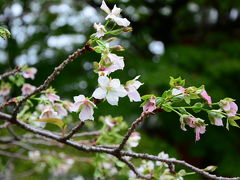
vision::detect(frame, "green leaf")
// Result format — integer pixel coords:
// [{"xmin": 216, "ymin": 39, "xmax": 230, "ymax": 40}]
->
[
  {"xmin": 228, "ymin": 119, "xmax": 240, "ymax": 128},
  {"xmin": 0, "ymin": 27, "xmax": 11, "ymax": 40},
  {"xmin": 107, "ymin": 29, "xmax": 122, "ymax": 35},
  {"xmin": 35, "ymin": 118, "xmax": 65, "ymax": 129},
  {"xmin": 203, "ymin": 165, "xmax": 217, "ymax": 172},
  {"xmin": 141, "ymin": 94, "xmax": 155, "ymax": 100},
  {"xmin": 162, "ymin": 104, "xmax": 172, "ymax": 112},
  {"xmin": 169, "ymin": 76, "xmax": 185, "ymax": 87},
  {"xmin": 192, "ymin": 102, "xmax": 203, "ymax": 113},
  {"xmin": 156, "ymin": 97, "xmax": 163, "ymax": 106}
]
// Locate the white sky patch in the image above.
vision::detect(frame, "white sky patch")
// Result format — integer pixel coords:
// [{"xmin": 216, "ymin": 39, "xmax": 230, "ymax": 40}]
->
[{"xmin": 149, "ymin": 41, "xmax": 165, "ymax": 55}]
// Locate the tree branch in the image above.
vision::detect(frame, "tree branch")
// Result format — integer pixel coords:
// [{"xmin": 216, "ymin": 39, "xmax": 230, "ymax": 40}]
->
[
  {"xmin": 0, "ymin": 66, "xmax": 21, "ymax": 81},
  {"xmin": 114, "ymin": 112, "xmax": 150, "ymax": 152},
  {"xmin": 117, "ymin": 156, "xmax": 152, "ymax": 179},
  {"xmin": 1, "ymin": 111, "xmax": 239, "ymax": 180},
  {"xmin": 11, "ymin": 43, "xmax": 93, "ymax": 119},
  {"xmin": 60, "ymin": 121, "xmax": 85, "ymax": 141}
]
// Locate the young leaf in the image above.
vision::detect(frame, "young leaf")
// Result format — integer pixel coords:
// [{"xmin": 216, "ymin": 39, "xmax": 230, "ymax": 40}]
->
[
  {"xmin": 203, "ymin": 166, "xmax": 217, "ymax": 172},
  {"xmin": 35, "ymin": 118, "xmax": 64, "ymax": 129},
  {"xmin": 0, "ymin": 27, "xmax": 11, "ymax": 39}
]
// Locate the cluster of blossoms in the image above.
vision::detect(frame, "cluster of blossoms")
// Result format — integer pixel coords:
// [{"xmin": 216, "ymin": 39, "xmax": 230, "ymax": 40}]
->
[
  {"xmin": 95, "ymin": 116, "xmax": 142, "ymax": 178},
  {"xmin": 28, "ymin": 150, "xmax": 75, "ymax": 177},
  {"xmin": 69, "ymin": 1, "xmax": 143, "ymax": 120},
  {"xmin": 0, "ymin": 67, "xmax": 37, "ymax": 99},
  {"xmin": 141, "ymin": 77, "xmax": 239, "ymax": 141},
  {"xmin": 13, "ymin": 1, "xmax": 142, "ymax": 127},
  {"xmin": 129, "ymin": 152, "xmax": 186, "ymax": 180}
]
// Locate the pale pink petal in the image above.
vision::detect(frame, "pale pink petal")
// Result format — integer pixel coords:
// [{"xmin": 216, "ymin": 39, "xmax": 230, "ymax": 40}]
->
[
  {"xmin": 116, "ymin": 86, "xmax": 127, "ymax": 97},
  {"xmin": 47, "ymin": 93, "xmax": 60, "ymax": 102},
  {"xmin": 113, "ymin": 17, "xmax": 130, "ymax": 27},
  {"xmin": 106, "ymin": 91, "xmax": 119, "ymax": 105},
  {"xmin": 200, "ymin": 90, "xmax": 212, "ymax": 105},
  {"xmin": 110, "ymin": 79, "xmax": 121, "ymax": 88},
  {"xmin": 79, "ymin": 105, "xmax": 94, "ymax": 121},
  {"xmin": 230, "ymin": 102, "xmax": 238, "ymax": 112},
  {"xmin": 111, "ymin": 5, "xmax": 121, "ymax": 16},
  {"xmin": 74, "ymin": 95, "xmax": 86, "ymax": 102},
  {"xmin": 100, "ymin": 0, "xmax": 111, "ymax": 14},
  {"xmin": 128, "ymin": 90, "xmax": 141, "ymax": 102},
  {"xmin": 214, "ymin": 118, "xmax": 223, "ymax": 126},
  {"xmin": 98, "ymin": 76, "xmax": 109, "ymax": 87},
  {"xmin": 223, "ymin": 103, "xmax": 230, "ymax": 111},
  {"xmin": 21, "ymin": 84, "xmax": 36, "ymax": 96},
  {"xmin": 92, "ymin": 87, "xmax": 107, "ymax": 99}
]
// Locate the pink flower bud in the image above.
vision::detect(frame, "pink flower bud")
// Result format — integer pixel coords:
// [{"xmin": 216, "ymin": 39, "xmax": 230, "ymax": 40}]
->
[{"xmin": 200, "ymin": 90, "xmax": 212, "ymax": 105}]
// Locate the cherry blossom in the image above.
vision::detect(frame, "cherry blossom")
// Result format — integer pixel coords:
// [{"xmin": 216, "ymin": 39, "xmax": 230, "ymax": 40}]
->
[
  {"xmin": 54, "ymin": 103, "xmax": 68, "ymax": 118},
  {"xmin": 22, "ymin": 67, "xmax": 37, "ymax": 80},
  {"xmin": 71, "ymin": 95, "xmax": 96, "ymax": 121},
  {"xmin": 47, "ymin": 93, "xmax": 60, "ymax": 103},
  {"xmin": 21, "ymin": 83, "xmax": 36, "ymax": 96},
  {"xmin": 39, "ymin": 106, "xmax": 58, "ymax": 119},
  {"xmin": 143, "ymin": 97, "xmax": 157, "ymax": 112},
  {"xmin": 127, "ymin": 132, "xmax": 141, "ymax": 147},
  {"xmin": 200, "ymin": 90, "xmax": 212, "ymax": 105},
  {"xmin": 156, "ymin": 152, "xmax": 169, "ymax": 167},
  {"xmin": 208, "ymin": 110, "xmax": 224, "ymax": 126},
  {"xmin": 92, "ymin": 76, "xmax": 127, "ymax": 105},
  {"xmin": 172, "ymin": 86, "xmax": 185, "ymax": 96},
  {"xmin": 97, "ymin": 52, "xmax": 125, "ymax": 76},
  {"xmin": 125, "ymin": 76, "xmax": 143, "ymax": 102},
  {"xmin": 0, "ymin": 83, "xmax": 11, "ymax": 96},
  {"xmin": 220, "ymin": 99, "xmax": 238, "ymax": 117},
  {"xmin": 100, "ymin": 0, "xmax": 130, "ymax": 27},
  {"xmin": 104, "ymin": 116, "xmax": 117, "ymax": 127},
  {"xmin": 93, "ymin": 23, "xmax": 106, "ymax": 38},
  {"xmin": 181, "ymin": 116, "xmax": 206, "ymax": 141}
]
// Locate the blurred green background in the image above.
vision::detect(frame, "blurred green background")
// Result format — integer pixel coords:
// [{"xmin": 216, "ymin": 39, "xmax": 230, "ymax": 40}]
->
[{"xmin": 1, "ymin": 0, "xmax": 240, "ymax": 179}]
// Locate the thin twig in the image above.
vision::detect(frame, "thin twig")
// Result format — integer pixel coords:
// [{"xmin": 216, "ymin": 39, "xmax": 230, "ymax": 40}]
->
[
  {"xmin": 114, "ymin": 112, "xmax": 150, "ymax": 152},
  {"xmin": 117, "ymin": 156, "xmax": 152, "ymax": 179},
  {"xmin": 11, "ymin": 43, "xmax": 93, "ymax": 119},
  {"xmin": 60, "ymin": 121, "xmax": 85, "ymax": 141},
  {"xmin": 0, "ymin": 66, "xmax": 21, "ymax": 81},
  {"xmin": 0, "ymin": 150, "xmax": 29, "ymax": 160}
]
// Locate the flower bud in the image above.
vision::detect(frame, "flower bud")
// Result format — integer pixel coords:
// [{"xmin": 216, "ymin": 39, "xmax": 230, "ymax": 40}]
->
[
  {"xmin": 105, "ymin": 37, "xmax": 118, "ymax": 43},
  {"xmin": 122, "ymin": 27, "xmax": 133, "ymax": 32},
  {"xmin": 110, "ymin": 45, "xmax": 125, "ymax": 51}
]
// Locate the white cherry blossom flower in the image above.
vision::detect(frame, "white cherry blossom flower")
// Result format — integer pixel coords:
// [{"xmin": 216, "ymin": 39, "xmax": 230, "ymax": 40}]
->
[
  {"xmin": 0, "ymin": 83, "xmax": 11, "ymax": 96},
  {"xmin": 54, "ymin": 103, "xmax": 68, "ymax": 118},
  {"xmin": 101, "ymin": 0, "xmax": 130, "ymax": 27},
  {"xmin": 93, "ymin": 23, "xmax": 106, "ymax": 38},
  {"xmin": 98, "ymin": 52, "xmax": 124, "ymax": 76},
  {"xmin": 92, "ymin": 76, "xmax": 127, "ymax": 105},
  {"xmin": 71, "ymin": 95, "xmax": 96, "ymax": 121},
  {"xmin": 21, "ymin": 83, "xmax": 36, "ymax": 96},
  {"xmin": 39, "ymin": 106, "xmax": 58, "ymax": 119},
  {"xmin": 47, "ymin": 93, "xmax": 60, "ymax": 103},
  {"xmin": 23, "ymin": 67, "xmax": 37, "ymax": 79},
  {"xmin": 127, "ymin": 132, "xmax": 141, "ymax": 147},
  {"xmin": 125, "ymin": 75, "xmax": 143, "ymax": 102}
]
